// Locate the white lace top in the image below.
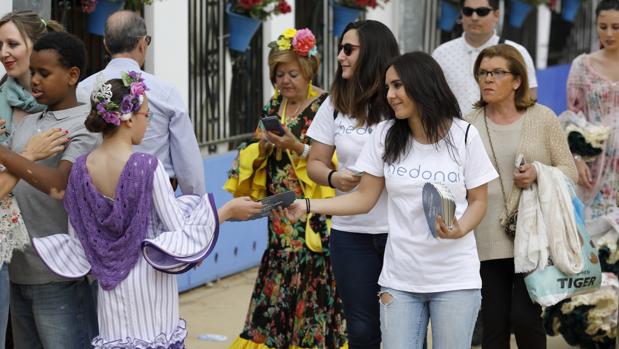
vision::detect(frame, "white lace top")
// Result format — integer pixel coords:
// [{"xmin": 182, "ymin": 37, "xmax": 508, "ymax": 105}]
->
[{"xmin": 0, "ymin": 193, "xmax": 29, "ymax": 268}]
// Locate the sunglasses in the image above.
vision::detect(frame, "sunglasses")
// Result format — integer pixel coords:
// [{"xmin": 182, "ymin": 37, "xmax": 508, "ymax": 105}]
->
[
  {"xmin": 462, "ymin": 7, "xmax": 494, "ymax": 17},
  {"xmin": 338, "ymin": 43, "xmax": 360, "ymax": 56}
]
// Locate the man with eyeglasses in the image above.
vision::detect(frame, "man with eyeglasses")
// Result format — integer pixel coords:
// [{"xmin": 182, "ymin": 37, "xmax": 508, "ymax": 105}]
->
[
  {"xmin": 77, "ymin": 10, "xmax": 205, "ymax": 195},
  {"xmin": 432, "ymin": 0, "xmax": 537, "ymax": 116}
]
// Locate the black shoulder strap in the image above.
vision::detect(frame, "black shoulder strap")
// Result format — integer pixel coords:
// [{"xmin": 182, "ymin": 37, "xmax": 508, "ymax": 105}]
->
[
  {"xmin": 0, "ymin": 74, "xmax": 7, "ymax": 86},
  {"xmin": 465, "ymin": 123, "xmax": 471, "ymax": 145},
  {"xmin": 333, "ymin": 109, "xmax": 338, "ymax": 120},
  {"xmin": 498, "ymin": 36, "xmax": 506, "ymax": 44}
]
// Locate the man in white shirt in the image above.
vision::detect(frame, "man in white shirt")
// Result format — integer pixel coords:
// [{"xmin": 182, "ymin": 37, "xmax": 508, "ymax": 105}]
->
[
  {"xmin": 432, "ymin": 0, "xmax": 538, "ymax": 116},
  {"xmin": 78, "ymin": 11, "xmax": 205, "ymax": 195}
]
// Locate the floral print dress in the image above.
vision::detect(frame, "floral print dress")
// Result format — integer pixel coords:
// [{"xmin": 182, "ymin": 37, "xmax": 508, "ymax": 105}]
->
[
  {"xmin": 567, "ymin": 54, "xmax": 619, "ymax": 221},
  {"xmin": 0, "ymin": 193, "xmax": 29, "ymax": 268},
  {"xmin": 230, "ymin": 93, "xmax": 347, "ymax": 349}
]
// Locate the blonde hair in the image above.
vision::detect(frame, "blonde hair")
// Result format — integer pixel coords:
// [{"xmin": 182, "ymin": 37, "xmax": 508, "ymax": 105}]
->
[
  {"xmin": 0, "ymin": 10, "xmax": 64, "ymax": 48},
  {"xmin": 473, "ymin": 44, "xmax": 535, "ymax": 111},
  {"xmin": 268, "ymin": 49, "xmax": 320, "ymax": 85}
]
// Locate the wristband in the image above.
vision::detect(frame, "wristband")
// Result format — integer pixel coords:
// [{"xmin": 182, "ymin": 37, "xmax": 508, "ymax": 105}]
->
[
  {"xmin": 327, "ymin": 170, "xmax": 337, "ymax": 188},
  {"xmin": 305, "ymin": 198, "xmax": 311, "ymax": 214},
  {"xmin": 300, "ymin": 144, "xmax": 311, "ymax": 159}
]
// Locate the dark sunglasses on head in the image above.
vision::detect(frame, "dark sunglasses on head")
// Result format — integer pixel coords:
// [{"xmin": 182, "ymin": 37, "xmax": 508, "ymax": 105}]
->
[
  {"xmin": 338, "ymin": 43, "xmax": 360, "ymax": 56},
  {"xmin": 462, "ymin": 6, "xmax": 494, "ymax": 17}
]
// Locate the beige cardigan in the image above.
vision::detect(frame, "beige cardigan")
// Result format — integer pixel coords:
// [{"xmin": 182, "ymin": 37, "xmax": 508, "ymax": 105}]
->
[{"xmin": 467, "ymin": 103, "xmax": 578, "ymax": 260}]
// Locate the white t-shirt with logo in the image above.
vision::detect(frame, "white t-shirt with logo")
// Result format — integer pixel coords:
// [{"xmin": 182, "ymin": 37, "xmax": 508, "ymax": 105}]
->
[
  {"xmin": 356, "ymin": 119, "xmax": 498, "ymax": 293},
  {"xmin": 307, "ymin": 97, "xmax": 388, "ymax": 234}
]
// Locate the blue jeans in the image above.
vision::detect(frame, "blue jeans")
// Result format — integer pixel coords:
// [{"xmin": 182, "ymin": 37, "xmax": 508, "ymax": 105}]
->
[
  {"xmin": 10, "ymin": 279, "xmax": 98, "ymax": 349},
  {"xmin": 330, "ymin": 229, "xmax": 387, "ymax": 349},
  {"xmin": 379, "ymin": 287, "xmax": 481, "ymax": 349},
  {"xmin": 0, "ymin": 265, "xmax": 8, "ymax": 349}
]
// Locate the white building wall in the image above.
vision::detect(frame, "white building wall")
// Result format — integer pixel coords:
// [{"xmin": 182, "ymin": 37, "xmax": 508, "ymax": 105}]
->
[
  {"xmin": 144, "ymin": 0, "xmax": 189, "ymax": 107},
  {"xmin": 366, "ymin": 1, "xmax": 399, "ymax": 43}
]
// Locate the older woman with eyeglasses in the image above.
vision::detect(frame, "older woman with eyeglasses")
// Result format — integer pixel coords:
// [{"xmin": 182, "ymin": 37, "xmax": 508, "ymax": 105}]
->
[{"xmin": 466, "ymin": 44, "xmax": 578, "ymax": 349}]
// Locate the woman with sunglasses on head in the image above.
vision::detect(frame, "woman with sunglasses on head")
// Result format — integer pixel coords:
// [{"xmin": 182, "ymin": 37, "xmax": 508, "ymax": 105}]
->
[
  {"xmin": 466, "ymin": 44, "xmax": 577, "ymax": 349},
  {"xmin": 290, "ymin": 51, "xmax": 498, "ymax": 349},
  {"xmin": 305, "ymin": 20, "xmax": 398, "ymax": 349}
]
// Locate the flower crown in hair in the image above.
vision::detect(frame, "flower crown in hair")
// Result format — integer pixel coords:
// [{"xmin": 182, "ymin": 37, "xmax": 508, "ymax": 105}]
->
[
  {"xmin": 268, "ymin": 28, "xmax": 317, "ymax": 58},
  {"xmin": 91, "ymin": 71, "xmax": 149, "ymax": 126}
]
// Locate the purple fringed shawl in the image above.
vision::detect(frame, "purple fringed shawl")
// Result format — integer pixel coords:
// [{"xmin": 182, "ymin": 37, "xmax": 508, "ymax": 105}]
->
[{"xmin": 64, "ymin": 152, "xmax": 158, "ymax": 290}]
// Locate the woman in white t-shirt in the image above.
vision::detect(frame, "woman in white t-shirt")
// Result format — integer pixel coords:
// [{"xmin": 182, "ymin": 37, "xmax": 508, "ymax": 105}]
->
[
  {"xmin": 292, "ymin": 52, "xmax": 498, "ymax": 348},
  {"xmin": 306, "ymin": 20, "xmax": 399, "ymax": 349}
]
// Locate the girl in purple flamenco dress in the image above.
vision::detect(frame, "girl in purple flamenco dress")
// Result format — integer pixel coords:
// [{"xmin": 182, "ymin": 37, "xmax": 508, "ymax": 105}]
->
[{"xmin": 32, "ymin": 72, "xmax": 262, "ymax": 348}]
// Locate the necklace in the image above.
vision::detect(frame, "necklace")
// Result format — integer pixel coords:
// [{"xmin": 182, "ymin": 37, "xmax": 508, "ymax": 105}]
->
[
  {"xmin": 282, "ymin": 98, "xmax": 305, "ymax": 121},
  {"xmin": 483, "ymin": 109, "xmax": 509, "ymax": 215},
  {"xmin": 274, "ymin": 98, "xmax": 307, "ymax": 161}
]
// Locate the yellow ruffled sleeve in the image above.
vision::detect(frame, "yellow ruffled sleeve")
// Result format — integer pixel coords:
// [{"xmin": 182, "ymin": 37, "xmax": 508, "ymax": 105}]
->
[
  {"xmin": 223, "ymin": 142, "xmax": 269, "ymax": 200},
  {"xmin": 290, "ymin": 151, "xmax": 338, "ymax": 200},
  {"xmin": 287, "ymin": 150, "xmax": 338, "ymax": 253}
]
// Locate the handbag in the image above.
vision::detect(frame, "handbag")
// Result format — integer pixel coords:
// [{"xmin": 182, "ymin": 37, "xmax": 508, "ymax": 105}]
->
[
  {"xmin": 483, "ymin": 111, "xmax": 517, "ymax": 239},
  {"xmin": 523, "ymin": 187, "xmax": 602, "ymax": 306},
  {"xmin": 504, "ymin": 209, "xmax": 518, "ymax": 239}
]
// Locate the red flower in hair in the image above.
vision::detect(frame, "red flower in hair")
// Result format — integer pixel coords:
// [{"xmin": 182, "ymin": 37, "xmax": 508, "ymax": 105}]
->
[{"xmin": 292, "ymin": 28, "xmax": 316, "ymax": 57}]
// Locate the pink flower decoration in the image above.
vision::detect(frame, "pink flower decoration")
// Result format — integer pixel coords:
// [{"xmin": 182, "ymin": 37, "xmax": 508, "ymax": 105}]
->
[
  {"xmin": 292, "ymin": 28, "xmax": 316, "ymax": 57},
  {"xmin": 130, "ymin": 82, "xmax": 146, "ymax": 97}
]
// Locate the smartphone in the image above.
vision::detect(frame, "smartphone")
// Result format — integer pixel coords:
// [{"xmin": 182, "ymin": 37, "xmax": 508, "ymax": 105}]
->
[
  {"xmin": 261, "ymin": 116, "xmax": 285, "ymax": 136},
  {"xmin": 347, "ymin": 166, "xmax": 364, "ymax": 177},
  {"xmin": 515, "ymin": 153, "xmax": 525, "ymax": 169}
]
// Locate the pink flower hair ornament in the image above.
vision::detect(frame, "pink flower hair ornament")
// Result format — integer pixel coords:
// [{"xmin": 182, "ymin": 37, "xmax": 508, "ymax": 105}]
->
[
  {"xmin": 91, "ymin": 71, "xmax": 149, "ymax": 126},
  {"xmin": 268, "ymin": 28, "xmax": 318, "ymax": 58}
]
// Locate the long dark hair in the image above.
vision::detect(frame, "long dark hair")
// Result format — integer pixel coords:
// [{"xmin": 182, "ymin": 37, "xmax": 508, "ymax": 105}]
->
[
  {"xmin": 596, "ymin": 0, "xmax": 619, "ymax": 17},
  {"xmin": 383, "ymin": 52, "xmax": 462, "ymax": 165},
  {"xmin": 330, "ymin": 20, "xmax": 399, "ymax": 126}
]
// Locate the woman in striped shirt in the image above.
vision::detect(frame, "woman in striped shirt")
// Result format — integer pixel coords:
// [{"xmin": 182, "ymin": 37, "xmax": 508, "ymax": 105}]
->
[{"xmin": 33, "ymin": 72, "xmax": 261, "ymax": 348}]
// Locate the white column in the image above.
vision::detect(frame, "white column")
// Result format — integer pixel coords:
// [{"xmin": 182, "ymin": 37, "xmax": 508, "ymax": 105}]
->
[
  {"xmin": 366, "ymin": 1, "xmax": 398, "ymax": 41},
  {"xmin": 0, "ymin": 2, "xmax": 12, "ymax": 16},
  {"xmin": 144, "ymin": 0, "xmax": 189, "ymax": 106},
  {"xmin": 262, "ymin": 5, "xmax": 296, "ymax": 103},
  {"xmin": 536, "ymin": 5, "xmax": 551, "ymax": 69}
]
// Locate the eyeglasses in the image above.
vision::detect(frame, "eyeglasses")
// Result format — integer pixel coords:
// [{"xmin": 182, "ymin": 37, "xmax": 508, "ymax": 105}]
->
[
  {"xmin": 462, "ymin": 7, "xmax": 494, "ymax": 17},
  {"xmin": 338, "ymin": 43, "xmax": 360, "ymax": 56},
  {"xmin": 476, "ymin": 69, "xmax": 513, "ymax": 80},
  {"xmin": 134, "ymin": 110, "xmax": 152, "ymax": 118}
]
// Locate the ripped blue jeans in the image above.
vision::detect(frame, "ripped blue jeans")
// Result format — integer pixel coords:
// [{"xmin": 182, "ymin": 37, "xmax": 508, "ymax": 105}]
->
[{"xmin": 379, "ymin": 287, "xmax": 480, "ymax": 349}]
